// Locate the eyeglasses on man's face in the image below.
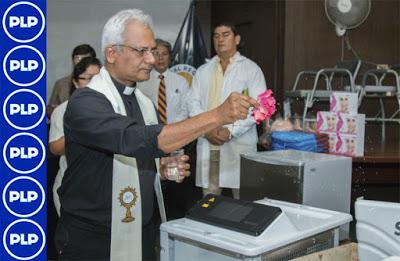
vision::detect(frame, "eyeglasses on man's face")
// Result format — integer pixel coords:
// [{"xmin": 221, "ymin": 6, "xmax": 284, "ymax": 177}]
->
[{"xmin": 112, "ymin": 44, "xmax": 158, "ymax": 58}]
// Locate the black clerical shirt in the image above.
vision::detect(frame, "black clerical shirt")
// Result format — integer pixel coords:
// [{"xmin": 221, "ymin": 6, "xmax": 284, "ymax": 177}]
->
[{"xmin": 60, "ymin": 79, "xmax": 164, "ymax": 228}]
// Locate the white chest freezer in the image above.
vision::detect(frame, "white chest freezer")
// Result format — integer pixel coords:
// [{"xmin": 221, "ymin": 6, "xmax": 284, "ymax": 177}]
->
[
  {"xmin": 240, "ymin": 150, "xmax": 352, "ymax": 239},
  {"xmin": 160, "ymin": 198, "xmax": 352, "ymax": 261}
]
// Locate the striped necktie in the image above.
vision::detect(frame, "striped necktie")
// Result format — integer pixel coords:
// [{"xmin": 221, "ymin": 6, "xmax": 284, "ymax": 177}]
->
[{"xmin": 158, "ymin": 74, "xmax": 167, "ymax": 124}]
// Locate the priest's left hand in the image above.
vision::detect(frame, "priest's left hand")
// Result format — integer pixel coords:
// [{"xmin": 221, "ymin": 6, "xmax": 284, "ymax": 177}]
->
[{"xmin": 160, "ymin": 154, "xmax": 191, "ymax": 183}]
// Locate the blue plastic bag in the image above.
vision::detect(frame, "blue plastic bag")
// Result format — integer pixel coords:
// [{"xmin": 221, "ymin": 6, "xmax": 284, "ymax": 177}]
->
[{"xmin": 271, "ymin": 131, "xmax": 328, "ymax": 153}]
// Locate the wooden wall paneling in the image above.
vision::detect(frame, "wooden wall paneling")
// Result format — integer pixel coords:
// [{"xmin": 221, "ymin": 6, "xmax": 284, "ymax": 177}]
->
[
  {"xmin": 282, "ymin": 0, "xmax": 400, "ymax": 87},
  {"xmin": 349, "ymin": 0, "xmax": 400, "ymax": 65},
  {"xmin": 347, "ymin": 0, "xmax": 400, "ymax": 143},
  {"xmin": 283, "ymin": 0, "xmax": 400, "ymax": 142},
  {"xmin": 283, "ymin": 0, "xmax": 342, "ymax": 90}
]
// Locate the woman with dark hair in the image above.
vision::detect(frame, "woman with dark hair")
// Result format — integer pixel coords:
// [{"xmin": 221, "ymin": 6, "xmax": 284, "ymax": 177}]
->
[
  {"xmin": 49, "ymin": 57, "xmax": 101, "ymax": 216},
  {"xmin": 69, "ymin": 56, "xmax": 102, "ymax": 95}
]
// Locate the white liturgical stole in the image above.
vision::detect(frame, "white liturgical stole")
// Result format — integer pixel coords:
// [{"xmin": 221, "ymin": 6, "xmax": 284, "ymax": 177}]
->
[{"xmin": 88, "ymin": 67, "xmax": 165, "ymax": 261}]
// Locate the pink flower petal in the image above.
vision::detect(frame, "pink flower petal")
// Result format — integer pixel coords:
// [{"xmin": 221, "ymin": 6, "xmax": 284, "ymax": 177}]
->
[{"xmin": 252, "ymin": 89, "xmax": 277, "ymax": 124}]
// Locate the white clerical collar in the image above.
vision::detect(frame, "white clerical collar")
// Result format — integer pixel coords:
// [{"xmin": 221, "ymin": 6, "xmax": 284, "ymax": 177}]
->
[{"xmin": 123, "ymin": 86, "xmax": 135, "ymax": 95}]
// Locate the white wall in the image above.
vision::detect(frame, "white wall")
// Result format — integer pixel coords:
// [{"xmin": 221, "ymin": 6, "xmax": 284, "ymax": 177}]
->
[{"xmin": 47, "ymin": 0, "xmax": 191, "ymax": 100}]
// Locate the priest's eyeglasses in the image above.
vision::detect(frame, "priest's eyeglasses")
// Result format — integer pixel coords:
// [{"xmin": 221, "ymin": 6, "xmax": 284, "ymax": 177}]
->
[{"xmin": 112, "ymin": 44, "xmax": 158, "ymax": 57}]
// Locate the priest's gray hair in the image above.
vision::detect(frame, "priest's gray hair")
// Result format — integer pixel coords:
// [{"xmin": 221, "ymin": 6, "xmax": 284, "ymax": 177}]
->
[{"xmin": 101, "ymin": 9, "xmax": 154, "ymax": 52}]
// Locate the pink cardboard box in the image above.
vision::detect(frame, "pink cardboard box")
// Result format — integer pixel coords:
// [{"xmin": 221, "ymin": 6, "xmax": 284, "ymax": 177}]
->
[
  {"xmin": 317, "ymin": 111, "xmax": 365, "ymax": 135},
  {"xmin": 317, "ymin": 111, "xmax": 365, "ymax": 157},
  {"xmin": 337, "ymin": 113, "xmax": 365, "ymax": 135},
  {"xmin": 336, "ymin": 133, "xmax": 364, "ymax": 157},
  {"xmin": 330, "ymin": 92, "xmax": 358, "ymax": 114},
  {"xmin": 318, "ymin": 131, "xmax": 341, "ymax": 154},
  {"xmin": 319, "ymin": 131, "xmax": 364, "ymax": 157},
  {"xmin": 317, "ymin": 111, "xmax": 338, "ymax": 133},
  {"xmin": 327, "ymin": 132, "xmax": 338, "ymax": 153}
]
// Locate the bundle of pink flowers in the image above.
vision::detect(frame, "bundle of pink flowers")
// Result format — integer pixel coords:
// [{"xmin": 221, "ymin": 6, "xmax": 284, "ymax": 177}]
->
[{"xmin": 252, "ymin": 89, "xmax": 276, "ymax": 124}]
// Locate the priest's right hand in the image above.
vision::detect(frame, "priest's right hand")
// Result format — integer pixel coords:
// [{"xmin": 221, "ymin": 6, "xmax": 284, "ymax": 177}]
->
[{"xmin": 215, "ymin": 92, "xmax": 258, "ymax": 125}]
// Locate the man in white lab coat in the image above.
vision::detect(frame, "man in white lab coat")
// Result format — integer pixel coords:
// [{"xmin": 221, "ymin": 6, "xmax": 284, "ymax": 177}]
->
[{"xmin": 187, "ymin": 22, "xmax": 267, "ymax": 199}]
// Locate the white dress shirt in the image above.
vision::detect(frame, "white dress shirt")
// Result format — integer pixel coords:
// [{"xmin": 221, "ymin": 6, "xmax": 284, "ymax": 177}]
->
[
  {"xmin": 137, "ymin": 69, "xmax": 189, "ymax": 123},
  {"xmin": 49, "ymin": 101, "xmax": 68, "ymax": 216}
]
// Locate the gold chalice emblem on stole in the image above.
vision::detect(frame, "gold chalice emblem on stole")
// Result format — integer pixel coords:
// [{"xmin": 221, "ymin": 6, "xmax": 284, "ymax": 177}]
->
[{"xmin": 118, "ymin": 186, "xmax": 138, "ymax": 223}]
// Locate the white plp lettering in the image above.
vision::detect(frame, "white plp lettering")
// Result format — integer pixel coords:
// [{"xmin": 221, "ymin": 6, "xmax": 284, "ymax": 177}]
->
[
  {"xmin": 9, "ymin": 147, "xmax": 39, "ymax": 159},
  {"xmin": 10, "ymin": 104, "xmax": 39, "ymax": 115},
  {"xmin": 10, "ymin": 60, "xmax": 39, "ymax": 72},
  {"xmin": 9, "ymin": 191, "xmax": 38, "ymax": 203},
  {"xmin": 9, "ymin": 16, "xmax": 38, "ymax": 28},
  {"xmin": 9, "ymin": 233, "xmax": 39, "ymax": 245}
]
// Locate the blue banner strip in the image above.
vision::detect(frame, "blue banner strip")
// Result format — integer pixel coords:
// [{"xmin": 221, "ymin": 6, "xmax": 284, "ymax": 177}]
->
[{"xmin": 1, "ymin": 1, "xmax": 47, "ymax": 260}]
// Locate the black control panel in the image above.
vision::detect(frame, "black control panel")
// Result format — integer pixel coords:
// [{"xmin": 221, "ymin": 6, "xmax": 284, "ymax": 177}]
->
[{"xmin": 186, "ymin": 194, "xmax": 282, "ymax": 236}]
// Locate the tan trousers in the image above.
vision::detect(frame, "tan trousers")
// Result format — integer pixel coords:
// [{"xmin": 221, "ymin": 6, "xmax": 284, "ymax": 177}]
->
[{"xmin": 202, "ymin": 150, "xmax": 240, "ymax": 199}]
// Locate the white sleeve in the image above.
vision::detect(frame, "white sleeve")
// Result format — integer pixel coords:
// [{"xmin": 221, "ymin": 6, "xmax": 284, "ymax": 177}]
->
[
  {"xmin": 186, "ymin": 70, "xmax": 206, "ymax": 117},
  {"xmin": 174, "ymin": 76, "xmax": 191, "ymax": 122},
  {"xmin": 230, "ymin": 63, "xmax": 267, "ymax": 138},
  {"xmin": 49, "ymin": 102, "xmax": 66, "ymax": 143}
]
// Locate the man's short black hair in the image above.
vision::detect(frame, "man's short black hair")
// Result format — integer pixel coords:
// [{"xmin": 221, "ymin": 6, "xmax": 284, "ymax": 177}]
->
[
  {"xmin": 213, "ymin": 22, "xmax": 239, "ymax": 36},
  {"xmin": 72, "ymin": 44, "xmax": 96, "ymax": 59}
]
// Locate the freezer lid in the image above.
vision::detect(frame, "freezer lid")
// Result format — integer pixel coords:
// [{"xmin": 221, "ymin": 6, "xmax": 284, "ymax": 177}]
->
[
  {"xmin": 241, "ymin": 150, "xmax": 347, "ymax": 165},
  {"xmin": 161, "ymin": 198, "xmax": 352, "ymax": 256}
]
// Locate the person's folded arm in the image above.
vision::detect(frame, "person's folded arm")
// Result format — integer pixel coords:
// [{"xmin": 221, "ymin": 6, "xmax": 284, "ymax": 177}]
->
[
  {"xmin": 49, "ymin": 137, "xmax": 65, "ymax": 155},
  {"xmin": 49, "ymin": 102, "xmax": 67, "ymax": 156}
]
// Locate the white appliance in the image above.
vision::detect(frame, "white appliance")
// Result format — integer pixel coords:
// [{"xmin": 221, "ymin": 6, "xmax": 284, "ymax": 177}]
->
[
  {"xmin": 356, "ymin": 198, "xmax": 400, "ymax": 261},
  {"xmin": 240, "ymin": 150, "xmax": 352, "ymax": 239},
  {"xmin": 160, "ymin": 198, "xmax": 352, "ymax": 261}
]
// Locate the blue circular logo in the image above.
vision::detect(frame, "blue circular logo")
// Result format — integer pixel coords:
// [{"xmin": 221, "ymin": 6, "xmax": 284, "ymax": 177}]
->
[
  {"xmin": 3, "ymin": 45, "xmax": 46, "ymax": 87},
  {"xmin": 3, "ymin": 219, "xmax": 46, "ymax": 260},
  {"xmin": 3, "ymin": 89, "xmax": 45, "ymax": 130},
  {"xmin": 3, "ymin": 176, "xmax": 45, "ymax": 218},
  {"xmin": 2, "ymin": 1, "xmax": 45, "ymax": 43},
  {"xmin": 3, "ymin": 133, "xmax": 45, "ymax": 174}
]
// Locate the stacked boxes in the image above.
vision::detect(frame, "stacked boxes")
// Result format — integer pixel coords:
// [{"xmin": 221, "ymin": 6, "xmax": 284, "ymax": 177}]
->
[
  {"xmin": 329, "ymin": 92, "xmax": 358, "ymax": 114},
  {"xmin": 317, "ymin": 92, "xmax": 365, "ymax": 157}
]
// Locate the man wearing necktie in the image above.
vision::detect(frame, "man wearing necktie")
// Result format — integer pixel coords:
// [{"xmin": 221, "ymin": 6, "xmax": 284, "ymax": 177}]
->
[
  {"xmin": 157, "ymin": 74, "xmax": 167, "ymax": 124},
  {"xmin": 138, "ymin": 39, "xmax": 202, "ymax": 219},
  {"xmin": 138, "ymin": 38, "xmax": 189, "ymax": 125}
]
